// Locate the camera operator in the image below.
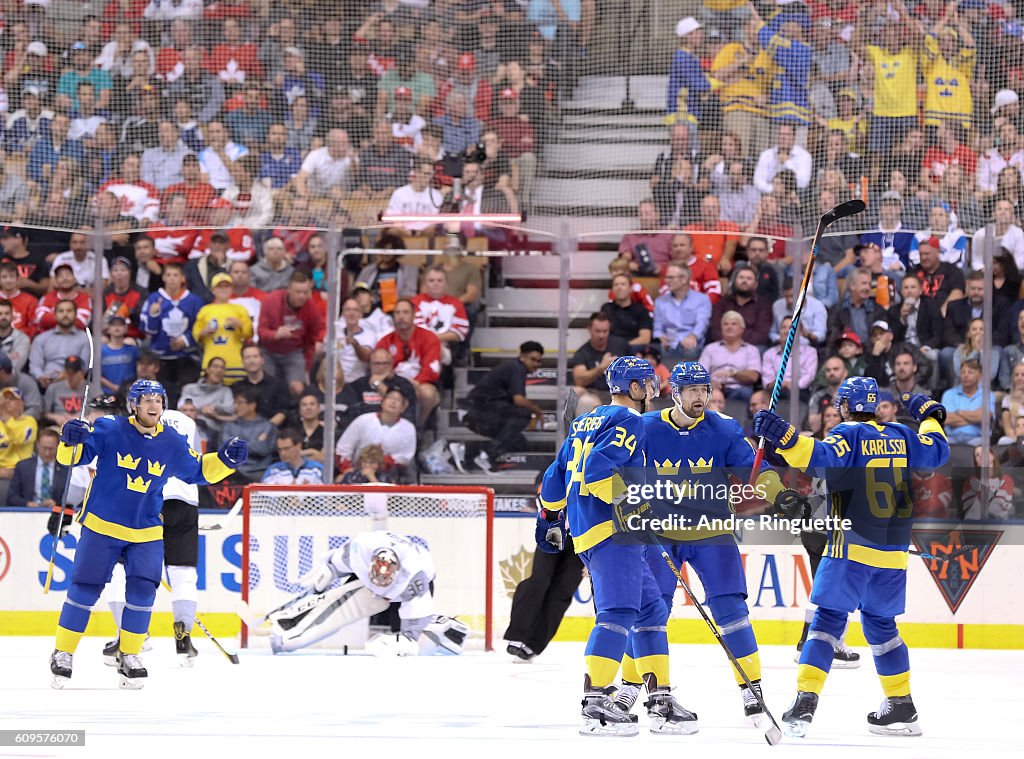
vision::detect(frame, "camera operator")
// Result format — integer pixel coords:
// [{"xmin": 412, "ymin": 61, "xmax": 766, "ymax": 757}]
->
[{"xmin": 384, "ymin": 159, "xmax": 445, "ymax": 233}]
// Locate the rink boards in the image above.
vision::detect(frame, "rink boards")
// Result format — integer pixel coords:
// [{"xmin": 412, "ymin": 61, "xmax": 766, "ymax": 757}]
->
[{"xmin": 1, "ymin": 509, "xmax": 1022, "ymax": 648}]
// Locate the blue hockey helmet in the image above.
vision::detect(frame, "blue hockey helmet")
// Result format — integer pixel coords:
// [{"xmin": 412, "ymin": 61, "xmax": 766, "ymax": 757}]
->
[
  {"xmin": 834, "ymin": 376, "xmax": 879, "ymax": 413},
  {"xmin": 606, "ymin": 356, "xmax": 659, "ymax": 397},
  {"xmin": 669, "ymin": 361, "xmax": 711, "ymax": 390},
  {"xmin": 127, "ymin": 379, "xmax": 168, "ymax": 413}
]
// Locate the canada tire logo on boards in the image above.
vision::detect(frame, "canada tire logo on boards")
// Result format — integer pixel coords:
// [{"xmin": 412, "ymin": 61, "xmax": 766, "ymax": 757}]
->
[
  {"xmin": 911, "ymin": 528, "xmax": 1001, "ymax": 614},
  {"xmin": 0, "ymin": 535, "xmax": 10, "ymax": 583}
]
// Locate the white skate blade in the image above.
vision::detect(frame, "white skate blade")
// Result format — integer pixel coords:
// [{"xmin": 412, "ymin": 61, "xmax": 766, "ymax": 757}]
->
[
  {"xmin": 118, "ymin": 675, "xmax": 146, "ymax": 690},
  {"xmin": 579, "ymin": 718, "xmax": 639, "ymax": 737},
  {"xmin": 831, "ymin": 658, "xmax": 861, "ymax": 669},
  {"xmin": 50, "ymin": 674, "xmax": 69, "ymax": 689},
  {"xmin": 748, "ymin": 711, "xmax": 767, "ymax": 729},
  {"xmin": 103, "ymin": 656, "xmax": 117, "ymax": 667},
  {"xmin": 178, "ymin": 655, "xmax": 196, "ymax": 668},
  {"xmin": 649, "ymin": 716, "xmax": 699, "ymax": 735},
  {"xmin": 869, "ymin": 721, "xmax": 922, "ymax": 737}
]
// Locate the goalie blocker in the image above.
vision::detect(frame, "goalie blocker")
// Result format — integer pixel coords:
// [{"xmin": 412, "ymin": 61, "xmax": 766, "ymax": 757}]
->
[{"xmin": 268, "ymin": 531, "xmax": 469, "ymax": 656}]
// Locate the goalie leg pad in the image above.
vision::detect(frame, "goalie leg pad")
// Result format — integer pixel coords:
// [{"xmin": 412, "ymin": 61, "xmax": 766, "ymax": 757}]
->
[
  {"xmin": 269, "ymin": 577, "xmax": 390, "ymax": 653},
  {"xmin": 419, "ymin": 615, "xmax": 470, "ymax": 656}
]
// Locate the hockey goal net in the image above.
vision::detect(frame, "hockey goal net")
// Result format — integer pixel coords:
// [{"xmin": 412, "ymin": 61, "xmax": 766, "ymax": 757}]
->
[{"xmin": 241, "ymin": 484, "xmax": 496, "ymax": 650}]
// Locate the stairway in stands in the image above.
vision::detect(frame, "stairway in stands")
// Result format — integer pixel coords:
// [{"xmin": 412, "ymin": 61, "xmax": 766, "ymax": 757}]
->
[{"xmin": 422, "ymin": 75, "xmax": 669, "ymax": 508}]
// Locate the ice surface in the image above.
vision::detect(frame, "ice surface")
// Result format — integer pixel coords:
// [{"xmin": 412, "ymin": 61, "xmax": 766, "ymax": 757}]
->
[{"xmin": 0, "ymin": 637, "xmax": 1019, "ymax": 757}]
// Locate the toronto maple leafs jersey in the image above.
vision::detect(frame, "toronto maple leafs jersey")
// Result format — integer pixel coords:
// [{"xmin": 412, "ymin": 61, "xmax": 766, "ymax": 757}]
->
[
  {"xmin": 139, "ymin": 288, "xmax": 204, "ymax": 359},
  {"xmin": 540, "ymin": 404, "xmax": 647, "ymax": 552},
  {"xmin": 641, "ymin": 408, "xmax": 783, "ymax": 540},
  {"xmin": 776, "ymin": 418, "xmax": 949, "ymax": 568},
  {"xmin": 326, "ymin": 531, "xmax": 436, "ymax": 620},
  {"xmin": 57, "ymin": 415, "xmax": 234, "ymax": 542}
]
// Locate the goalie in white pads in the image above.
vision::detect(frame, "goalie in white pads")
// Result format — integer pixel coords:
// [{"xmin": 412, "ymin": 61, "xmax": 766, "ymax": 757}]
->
[{"xmin": 269, "ymin": 531, "xmax": 468, "ymax": 656}]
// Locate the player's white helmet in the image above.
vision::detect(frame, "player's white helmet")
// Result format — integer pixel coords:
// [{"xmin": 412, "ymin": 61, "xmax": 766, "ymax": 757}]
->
[{"xmin": 369, "ymin": 547, "xmax": 400, "ymax": 587}]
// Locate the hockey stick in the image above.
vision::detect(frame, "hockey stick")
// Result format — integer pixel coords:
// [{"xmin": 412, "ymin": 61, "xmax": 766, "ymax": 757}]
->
[
  {"xmin": 160, "ymin": 578, "xmax": 240, "ymax": 664},
  {"xmin": 199, "ymin": 498, "xmax": 243, "ymax": 531},
  {"xmin": 563, "ymin": 387, "xmax": 580, "ymax": 430},
  {"xmin": 749, "ymin": 199, "xmax": 866, "ymax": 485},
  {"xmin": 647, "ymin": 530, "xmax": 783, "ymax": 746},
  {"xmin": 44, "ymin": 328, "xmax": 94, "ymax": 594}
]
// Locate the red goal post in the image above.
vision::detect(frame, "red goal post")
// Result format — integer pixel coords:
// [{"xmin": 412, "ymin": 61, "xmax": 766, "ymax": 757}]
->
[{"xmin": 241, "ymin": 484, "xmax": 496, "ymax": 650}]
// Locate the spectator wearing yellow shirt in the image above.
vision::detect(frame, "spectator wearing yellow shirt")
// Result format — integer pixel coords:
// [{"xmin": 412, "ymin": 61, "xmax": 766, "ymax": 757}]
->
[
  {"xmin": 701, "ymin": 0, "xmax": 752, "ymax": 42},
  {"xmin": 0, "ymin": 386, "xmax": 38, "ymax": 490},
  {"xmin": 192, "ymin": 273, "xmax": 254, "ymax": 385},
  {"xmin": 823, "ymin": 90, "xmax": 868, "ymax": 153},
  {"xmin": 710, "ymin": 15, "xmax": 770, "ymax": 157},
  {"xmin": 855, "ymin": 4, "xmax": 922, "ymax": 158},
  {"xmin": 921, "ymin": 8, "xmax": 976, "ymax": 131}
]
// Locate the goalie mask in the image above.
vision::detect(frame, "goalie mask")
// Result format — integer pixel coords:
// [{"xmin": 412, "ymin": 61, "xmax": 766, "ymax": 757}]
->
[{"xmin": 369, "ymin": 547, "xmax": 400, "ymax": 587}]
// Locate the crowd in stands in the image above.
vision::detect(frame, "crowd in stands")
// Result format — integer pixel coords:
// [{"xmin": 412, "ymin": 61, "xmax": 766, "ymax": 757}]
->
[
  {"xmin": 0, "ymin": 0, "xmax": 581, "ymax": 504},
  {"xmin": 0, "ymin": 0, "xmax": 1019, "ymax": 522}
]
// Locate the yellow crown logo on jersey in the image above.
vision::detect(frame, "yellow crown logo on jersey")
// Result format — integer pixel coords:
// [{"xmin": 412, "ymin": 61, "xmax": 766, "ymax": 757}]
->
[
  {"xmin": 147, "ymin": 460, "xmax": 165, "ymax": 477},
  {"xmin": 117, "ymin": 452, "xmax": 141, "ymax": 470},
  {"xmin": 655, "ymin": 459, "xmax": 681, "ymax": 475},
  {"xmin": 687, "ymin": 456, "xmax": 713, "ymax": 473},
  {"xmin": 126, "ymin": 474, "xmax": 152, "ymax": 494}
]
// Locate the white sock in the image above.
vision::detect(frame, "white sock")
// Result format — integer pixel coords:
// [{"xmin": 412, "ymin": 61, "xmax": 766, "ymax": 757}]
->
[{"xmin": 166, "ymin": 564, "xmax": 198, "ymax": 630}]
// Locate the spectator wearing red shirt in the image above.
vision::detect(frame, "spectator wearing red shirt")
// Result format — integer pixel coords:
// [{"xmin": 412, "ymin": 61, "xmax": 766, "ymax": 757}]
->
[
  {"xmin": 101, "ymin": 0, "xmax": 148, "ymax": 37},
  {"xmin": 657, "ymin": 233, "xmax": 722, "ymax": 304},
  {"xmin": 742, "ymin": 195, "xmax": 794, "ymax": 265},
  {"xmin": 684, "ymin": 194, "xmax": 741, "ymax": 274},
  {"xmin": 607, "ymin": 258, "xmax": 656, "ymax": 314},
  {"xmin": 257, "ymin": 271, "xmax": 324, "ymax": 396},
  {"xmin": 155, "ymin": 20, "xmax": 194, "ymax": 82},
  {"xmin": 33, "ymin": 264, "xmax": 91, "ymax": 333},
  {"xmin": 411, "ymin": 268, "xmax": 470, "ymax": 366},
  {"xmin": 190, "ymin": 199, "xmax": 256, "ymax": 263},
  {"xmin": 618, "ymin": 199, "xmax": 673, "ymax": 272},
  {"xmin": 163, "ymin": 154, "xmax": 217, "ymax": 224},
  {"xmin": 103, "ymin": 257, "xmax": 146, "ymax": 338},
  {"xmin": 146, "ymin": 193, "xmax": 199, "ymax": 265},
  {"xmin": 0, "ymin": 262, "xmax": 39, "ymax": 338},
  {"xmin": 376, "ymin": 298, "xmax": 442, "ymax": 427},
  {"xmin": 912, "ymin": 470, "xmax": 953, "ymax": 518},
  {"xmin": 97, "ymin": 154, "xmax": 161, "ymax": 224},
  {"xmin": 921, "ymin": 122, "xmax": 978, "ymax": 193},
  {"xmin": 228, "ymin": 260, "xmax": 265, "ymax": 333},
  {"xmin": 207, "ymin": 18, "xmax": 263, "ymax": 87},
  {"xmin": 488, "ymin": 89, "xmax": 537, "ymax": 209}
]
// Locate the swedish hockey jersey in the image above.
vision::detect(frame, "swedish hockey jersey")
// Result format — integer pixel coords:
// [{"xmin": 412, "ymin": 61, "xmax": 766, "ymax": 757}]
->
[
  {"xmin": 539, "ymin": 404, "xmax": 647, "ymax": 552},
  {"xmin": 57, "ymin": 415, "xmax": 235, "ymax": 542},
  {"xmin": 641, "ymin": 407, "xmax": 784, "ymax": 540},
  {"xmin": 327, "ymin": 531, "xmax": 436, "ymax": 619},
  {"xmin": 776, "ymin": 418, "xmax": 949, "ymax": 568}
]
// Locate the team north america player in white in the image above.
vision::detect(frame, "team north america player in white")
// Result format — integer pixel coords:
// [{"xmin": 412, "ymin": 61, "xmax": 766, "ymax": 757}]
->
[{"xmin": 267, "ymin": 531, "xmax": 468, "ymax": 656}]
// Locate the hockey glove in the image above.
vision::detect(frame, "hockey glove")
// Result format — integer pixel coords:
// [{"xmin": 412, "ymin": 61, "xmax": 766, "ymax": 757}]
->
[
  {"xmin": 900, "ymin": 393, "xmax": 947, "ymax": 424},
  {"xmin": 773, "ymin": 489, "xmax": 811, "ymax": 520},
  {"xmin": 535, "ymin": 508, "xmax": 566, "ymax": 554},
  {"xmin": 299, "ymin": 562, "xmax": 338, "ymax": 593},
  {"xmin": 753, "ymin": 410, "xmax": 800, "ymax": 450},
  {"xmin": 218, "ymin": 436, "xmax": 249, "ymax": 468},
  {"xmin": 47, "ymin": 505, "xmax": 74, "ymax": 537},
  {"xmin": 60, "ymin": 419, "xmax": 90, "ymax": 446}
]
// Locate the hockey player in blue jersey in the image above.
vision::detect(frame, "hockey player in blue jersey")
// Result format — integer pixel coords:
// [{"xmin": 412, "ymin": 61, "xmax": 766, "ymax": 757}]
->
[
  {"xmin": 49, "ymin": 379, "xmax": 248, "ymax": 689},
  {"xmin": 612, "ymin": 362, "xmax": 807, "ymax": 727},
  {"xmin": 538, "ymin": 356, "xmax": 698, "ymax": 736},
  {"xmin": 754, "ymin": 377, "xmax": 949, "ymax": 738}
]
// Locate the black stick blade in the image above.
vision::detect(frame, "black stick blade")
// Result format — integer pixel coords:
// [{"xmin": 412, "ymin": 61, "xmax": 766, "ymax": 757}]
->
[{"xmin": 823, "ymin": 198, "xmax": 866, "ymax": 224}]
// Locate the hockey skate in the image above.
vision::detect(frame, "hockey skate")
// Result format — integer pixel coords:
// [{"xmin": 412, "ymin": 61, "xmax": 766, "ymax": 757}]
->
[
  {"xmin": 580, "ymin": 679, "xmax": 639, "ymax": 737},
  {"xmin": 741, "ymin": 680, "xmax": 766, "ymax": 728},
  {"xmin": 116, "ymin": 652, "xmax": 148, "ymax": 690},
  {"xmin": 645, "ymin": 689, "xmax": 699, "ymax": 735},
  {"xmin": 505, "ymin": 641, "xmax": 535, "ymax": 663},
  {"xmin": 49, "ymin": 650, "xmax": 72, "ymax": 689},
  {"xmin": 867, "ymin": 696, "xmax": 922, "ymax": 736},
  {"xmin": 832, "ymin": 644, "xmax": 861, "ymax": 669},
  {"xmin": 613, "ymin": 681, "xmax": 642, "ymax": 713},
  {"xmin": 782, "ymin": 691, "xmax": 819, "ymax": 737},
  {"xmin": 174, "ymin": 622, "xmax": 198, "ymax": 666},
  {"xmin": 103, "ymin": 633, "xmax": 151, "ymax": 666}
]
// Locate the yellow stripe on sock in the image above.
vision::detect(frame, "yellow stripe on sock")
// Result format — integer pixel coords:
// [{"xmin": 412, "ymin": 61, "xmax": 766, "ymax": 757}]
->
[
  {"xmin": 634, "ymin": 654, "xmax": 670, "ymax": 687},
  {"xmin": 54, "ymin": 626, "xmax": 84, "ymax": 654},
  {"xmin": 120, "ymin": 630, "xmax": 146, "ymax": 655},
  {"xmin": 797, "ymin": 663, "xmax": 829, "ymax": 695},
  {"xmin": 584, "ymin": 655, "xmax": 622, "ymax": 689},
  {"xmin": 879, "ymin": 671, "xmax": 911, "ymax": 698},
  {"xmin": 620, "ymin": 654, "xmax": 641, "ymax": 684},
  {"xmin": 731, "ymin": 652, "xmax": 761, "ymax": 686}
]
